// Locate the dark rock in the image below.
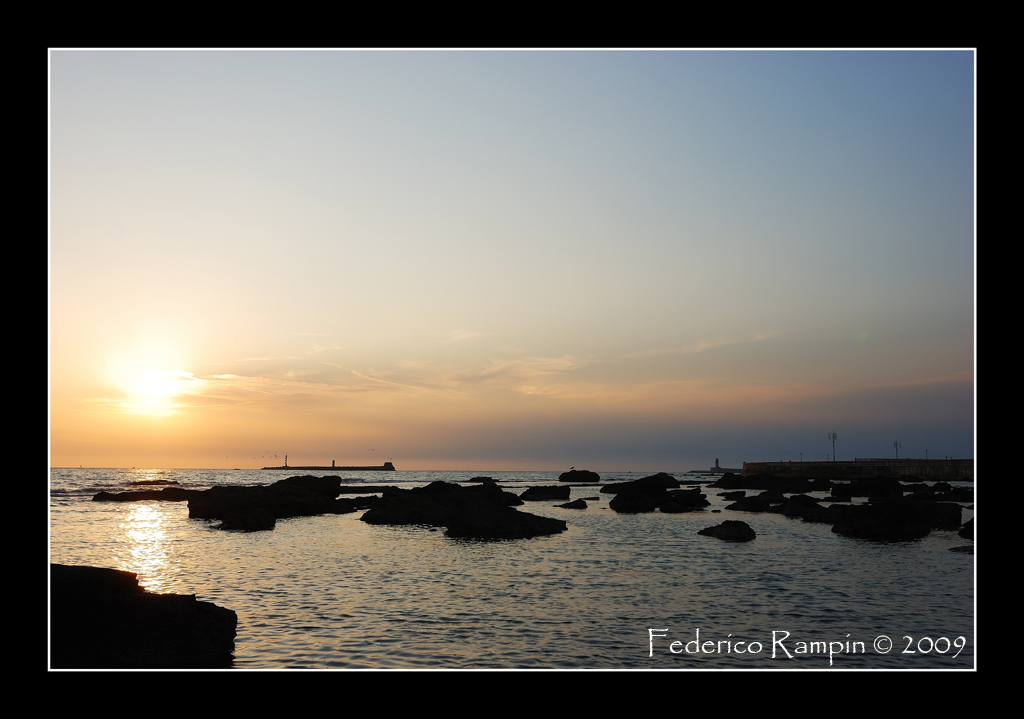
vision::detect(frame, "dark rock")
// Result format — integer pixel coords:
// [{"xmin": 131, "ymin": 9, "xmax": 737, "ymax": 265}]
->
[
  {"xmin": 218, "ymin": 507, "xmax": 277, "ymax": 531},
  {"xmin": 360, "ymin": 482, "xmax": 565, "ymax": 539},
  {"xmin": 558, "ymin": 469, "xmax": 601, "ymax": 483},
  {"xmin": 830, "ymin": 499, "xmax": 938, "ymax": 541},
  {"xmin": 557, "ymin": 499, "xmax": 588, "ymax": 509},
  {"xmin": 468, "ymin": 476, "xmax": 496, "ymax": 483},
  {"xmin": 949, "ymin": 545, "xmax": 974, "ymax": 554},
  {"xmin": 50, "ymin": 564, "xmax": 236, "ymax": 668},
  {"xmin": 771, "ymin": 495, "xmax": 833, "ymax": 523},
  {"xmin": 833, "ymin": 477, "xmax": 904, "ymax": 500},
  {"xmin": 958, "ymin": 517, "xmax": 974, "ymax": 540},
  {"xmin": 718, "ymin": 490, "xmax": 746, "ymax": 500},
  {"xmin": 336, "ymin": 495, "xmax": 378, "ymax": 511},
  {"xmin": 337, "ymin": 485, "xmax": 398, "ymax": 494},
  {"xmin": 601, "ymin": 473, "xmax": 679, "ymax": 494},
  {"xmin": 519, "ymin": 485, "xmax": 572, "ymax": 501},
  {"xmin": 273, "ymin": 474, "xmax": 342, "ymax": 499},
  {"xmin": 709, "ymin": 473, "xmax": 831, "ymax": 494},
  {"xmin": 609, "ymin": 492, "xmax": 658, "ymax": 513},
  {"xmin": 698, "ymin": 520, "xmax": 756, "ymax": 541},
  {"xmin": 709, "ymin": 472, "xmax": 742, "ymax": 489},
  {"xmin": 605, "ymin": 477, "xmax": 702, "ymax": 514},
  {"xmin": 942, "ymin": 487, "xmax": 973, "ymax": 502},
  {"xmin": 93, "ymin": 487, "xmax": 198, "ymax": 502},
  {"xmin": 660, "ymin": 488, "xmax": 710, "ymax": 513},
  {"xmin": 725, "ymin": 493, "xmax": 775, "ymax": 513},
  {"xmin": 187, "ymin": 482, "xmax": 343, "ymax": 531}
]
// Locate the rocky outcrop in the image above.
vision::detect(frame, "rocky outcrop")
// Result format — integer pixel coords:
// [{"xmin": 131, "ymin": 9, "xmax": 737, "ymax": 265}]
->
[
  {"xmin": 519, "ymin": 485, "xmax": 572, "ymax": 501},
  {"xmin": 709, "ymin": 473, "xmax": 832, "ymax": 494},
  {"xmin": 600, "ymin": 473, "xmax": 679, "ymax": 494},
  {"xmin": 558, "ymin": 469, "xmax": 601, "ymax": 483},
  {"xmin": 830, "ymin": 498, "xmax": 962, "ymax": 541},
  {"xmin": 830, "ymin": 477, "xmax": 904, "ymax": 500},
  {"xmin": 602, "ymin": 474, "xmax": 709, "ymax": 514},
  {"xmin": 698, "ymin": 521, "xmax": 756, "ymax": 541},
  {"xmin": 187, "ymin": 476, "xmax": 354, "ymax": 531},
  {"xmin": 360, "ymin": 481, "xmax": 565, "ymax": 539},
  {"xmin": 93, "ymin": 487, "xmax": 199, "ymax": 502},
  {"xmin": 50, "ymin": 564, "xmax": 236, "ymax": 668},
  {"xmin": 557, "ymin": 499, "xmax": 588, "ymax": 509},
  {"xmin": 659, "ymin": 488, "xmax": 712, "ymax": 513}
]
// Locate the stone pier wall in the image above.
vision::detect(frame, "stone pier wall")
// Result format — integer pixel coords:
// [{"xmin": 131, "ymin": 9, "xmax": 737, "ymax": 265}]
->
[{"xmin": 741, "ymin": 459, "xmax": 974, "ymax": 480}]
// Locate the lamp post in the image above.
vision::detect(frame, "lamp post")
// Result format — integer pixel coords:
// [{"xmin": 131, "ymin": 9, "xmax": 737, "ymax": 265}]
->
[
  {"xmin": 894, "ymin": 441, "xmax": 901, "ymax": 460},
  {"xmin": 828, "ymin": 432, "xmax": 838, "ymax": 463}
]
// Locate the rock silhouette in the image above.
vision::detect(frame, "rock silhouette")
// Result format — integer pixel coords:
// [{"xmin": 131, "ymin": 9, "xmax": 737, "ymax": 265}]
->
[
  {"xmin": 558, "ymin": 469, "xmax": 601, "ymax": 483},
  {"xmin": 360, "ymin": 481, "xmax": 565, "ymax": 539},
  {"xmin": 50, "ymin": 564, "xmax": 236, "ymax": 668},
  {"xmin": 698, "ymin": 521, "xmax": 756, "ymax": 542}
]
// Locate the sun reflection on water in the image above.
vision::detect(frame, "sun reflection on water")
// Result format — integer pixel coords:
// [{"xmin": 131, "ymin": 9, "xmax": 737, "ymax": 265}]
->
[{"xmin": 114, "ymin": 503, "xmax": 174, "ymax": 593}]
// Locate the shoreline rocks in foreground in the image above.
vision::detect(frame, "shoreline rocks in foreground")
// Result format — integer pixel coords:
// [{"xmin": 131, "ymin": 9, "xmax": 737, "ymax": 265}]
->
[{"xmin": 50, "ymin": 564, "xmax": 236, "ymax": 669}]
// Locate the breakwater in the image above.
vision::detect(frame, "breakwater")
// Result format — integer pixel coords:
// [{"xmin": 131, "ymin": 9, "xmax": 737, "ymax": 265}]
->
[
  {"xmin": 261, "ymin": 461, "xmax": 396, "ymax": 471},
  {"xmin": 742, "ymin": 459, "xmax": 973, "ymax": 480}
]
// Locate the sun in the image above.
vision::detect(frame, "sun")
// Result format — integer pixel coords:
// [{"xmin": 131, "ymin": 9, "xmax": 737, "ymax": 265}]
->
[
  {"xmin": 132, "ymin": 370, "xmax": 199, "ymax": 397},
  {"xmin": 119, "ymin": 369, "xmax": 206, "ymax": 417}
]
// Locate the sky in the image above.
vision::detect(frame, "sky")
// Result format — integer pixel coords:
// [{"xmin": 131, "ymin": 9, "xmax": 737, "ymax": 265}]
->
[{"xmin": 48, "ymin": 50, "xmax": 975, "ymax": 471}]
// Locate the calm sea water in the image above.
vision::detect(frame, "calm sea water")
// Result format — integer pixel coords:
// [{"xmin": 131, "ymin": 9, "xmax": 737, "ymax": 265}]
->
[{"xmin": 48, "ymin": 468, "xmax": 975, "ymax": 669}]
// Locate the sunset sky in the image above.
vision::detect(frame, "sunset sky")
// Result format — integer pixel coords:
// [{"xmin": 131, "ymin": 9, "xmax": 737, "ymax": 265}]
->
[{"xmin": 48, "ymin": 50, "xmax": 974, "ymax": 470}]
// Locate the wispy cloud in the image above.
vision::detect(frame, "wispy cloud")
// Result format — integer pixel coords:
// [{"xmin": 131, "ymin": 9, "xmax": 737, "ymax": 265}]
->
[
  {"xmin": 440, "ymin": 329, "xmax": 485, "ymax": 344},
  {"xmin": 452, "ymin": 356, "xmax": 585, "ymax": 384},
  {"xmin": 625, "ymin": 330, "xmax": 780, "ymax": 359},
  {"xmin": 867, "ymin": 371, "xmax": 973, "ymax": 390}
]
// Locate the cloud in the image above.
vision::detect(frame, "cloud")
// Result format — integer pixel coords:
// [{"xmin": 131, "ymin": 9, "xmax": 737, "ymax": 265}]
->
[
  {"xmin": 440, "ymin": 329, "xmax": 485, "ymax": 344},
  {"xmin": 625, "ymin": 330, "xmax": 781, "ymax": 359},
  {"xmin": 452, "ymin": 356, "xmax": 584, "ymax": 384}
]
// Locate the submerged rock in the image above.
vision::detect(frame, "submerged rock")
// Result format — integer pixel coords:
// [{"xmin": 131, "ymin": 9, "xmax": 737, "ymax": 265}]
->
[
  {"xmin": 360, "ymin": 481, "xmax": 566, "ymax": 539},
  {"xmin": 698, "ymin": 521, "xmax": 756, "ymax": 542},
  {"xmin": 50, "ymin": 564, "xmax": 236, "ymax": 668}
]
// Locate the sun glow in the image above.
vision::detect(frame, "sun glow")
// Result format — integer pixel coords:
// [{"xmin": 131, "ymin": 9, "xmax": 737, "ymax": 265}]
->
[
  {"xmin": 131, "ymin": 370, "xmax": 202, "ymax": 397},
  {"xmin": 119, "ymin": 370, "xmax": 205, "ymax": 417}
]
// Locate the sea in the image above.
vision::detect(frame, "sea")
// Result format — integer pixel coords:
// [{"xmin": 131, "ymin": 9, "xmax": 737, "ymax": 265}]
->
[{"xmin": 48, "ymin": 468, "xmax": 975, "ymax": 670}]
